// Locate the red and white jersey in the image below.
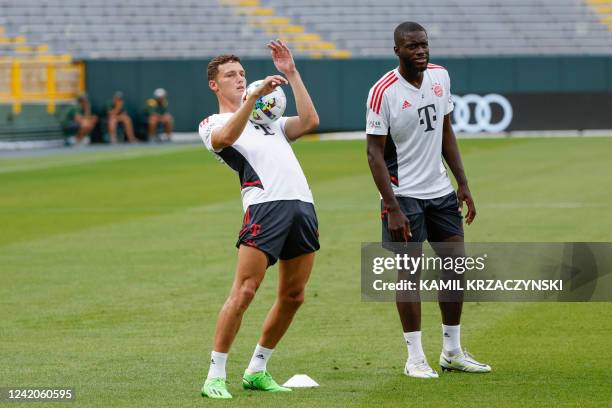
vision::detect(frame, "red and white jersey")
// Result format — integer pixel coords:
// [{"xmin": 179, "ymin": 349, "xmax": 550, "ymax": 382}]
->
[
  {"xmin": 366, "ymin": 65, "xmax": 455, "ymax": 200},
  {"xmin": 199, "ymin": 113, "xmax": 314, "ymax": 212}
]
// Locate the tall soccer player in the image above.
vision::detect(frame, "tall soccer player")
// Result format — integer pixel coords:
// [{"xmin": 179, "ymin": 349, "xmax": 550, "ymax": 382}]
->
[
  {"xmin": 198, "ymin": 41, "xmax": 320, "ymax": 399},
  {"xmin": 366, "ymin": 22, "xmax": 491, "ymax": 378}
]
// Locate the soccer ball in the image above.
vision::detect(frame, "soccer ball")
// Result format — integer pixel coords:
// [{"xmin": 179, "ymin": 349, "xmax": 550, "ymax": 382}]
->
[{"xmin": 242, "ymin": 80, "xmax": 286, "ymax": 125}]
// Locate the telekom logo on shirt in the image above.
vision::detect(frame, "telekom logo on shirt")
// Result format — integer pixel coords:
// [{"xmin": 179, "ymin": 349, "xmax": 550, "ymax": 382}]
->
[{"xmin": 417, "ymin": 104, "xmax": 437, "ymax": 132}]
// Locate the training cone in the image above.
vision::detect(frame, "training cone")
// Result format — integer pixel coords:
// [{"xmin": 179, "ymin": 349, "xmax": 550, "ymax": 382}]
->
[{"xmin": 283, "ymin": 374, "xmax": 319, "ymax": 388}]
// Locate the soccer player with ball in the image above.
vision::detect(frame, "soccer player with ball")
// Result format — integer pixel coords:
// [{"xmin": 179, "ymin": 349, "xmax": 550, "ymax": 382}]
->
[
  {"xmin": 198, "ymin": 40, "xmax": 320, "ymax": 399},
  {"xmin": 366, "ymin": 22, "xmax": 491, "ymax": 379}
]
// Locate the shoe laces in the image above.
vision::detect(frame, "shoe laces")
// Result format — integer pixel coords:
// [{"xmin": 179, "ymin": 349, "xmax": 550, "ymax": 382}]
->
[
  {"xmin": 258, "ymin": 371, "xmax": 276, "ymax": 387},
  {"xmin": 209, "ymin": 377, "xmax": 228, "ymax": 387},
  {"xmin": 412, "ymin": 359, "xmax": 433, "ymax": 372},
  {"xmin": 462, "ymin": 349, "xmax": 479, "ymax": 363}
]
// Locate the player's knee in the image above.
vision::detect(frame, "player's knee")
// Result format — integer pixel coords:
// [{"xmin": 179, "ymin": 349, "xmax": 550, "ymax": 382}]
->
[
  {"xmin": 233, "ymin": 284, "xmax": 257, "ymax": 310},
  {"xmin": 280, "ymin": 290, "xmax": 305, "ymax": 309}
]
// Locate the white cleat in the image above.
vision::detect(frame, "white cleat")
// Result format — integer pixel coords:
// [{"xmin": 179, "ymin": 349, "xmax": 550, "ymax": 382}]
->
[
  {"xmin": 404, "ymin": 358, "xmax": 439, "ymax": 379},
  {"xmin": 440, "ymin": 350, "xmax": 491, "ymax": 373}
]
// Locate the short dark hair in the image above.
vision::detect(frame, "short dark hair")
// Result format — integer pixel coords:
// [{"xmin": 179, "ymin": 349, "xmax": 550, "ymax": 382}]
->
[
  {"xmin": 207, "ymin": 54, "xmax": 241, "ymax": 81},
  {"xmin": 394, "ymin": 22, "xmax": 427, "ymax": 46}
]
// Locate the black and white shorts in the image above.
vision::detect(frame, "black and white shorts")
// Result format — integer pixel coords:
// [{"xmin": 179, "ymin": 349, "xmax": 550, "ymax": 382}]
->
[
  {"xmin": 381, "ymin": 192, "xmax": 464, "ymax": 243},
  {"xmin": 237, "ymin": 200, "xmax": 320, "ymax": 266}
]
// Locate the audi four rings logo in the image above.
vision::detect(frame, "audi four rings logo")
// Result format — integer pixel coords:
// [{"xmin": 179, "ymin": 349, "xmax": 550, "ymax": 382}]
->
[{"xmin": 451, "ymin": 94, "xmax": 513, "ymax": 133}]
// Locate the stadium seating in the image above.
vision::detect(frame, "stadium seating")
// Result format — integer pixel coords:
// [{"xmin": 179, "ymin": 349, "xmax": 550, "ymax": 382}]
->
[
  {"xmin": 0, "ymin": 0, "xmax": 609, "ymax": 59},
  {"xmin": 275, "ymin": 0, "xmax": 612, "ymax": 56}
]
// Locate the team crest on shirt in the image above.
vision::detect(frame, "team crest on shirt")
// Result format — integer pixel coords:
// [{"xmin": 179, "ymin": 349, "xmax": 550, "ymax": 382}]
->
[{"xmin": 433, "ymin": 83, "xmax": 443, "ymax": 97}]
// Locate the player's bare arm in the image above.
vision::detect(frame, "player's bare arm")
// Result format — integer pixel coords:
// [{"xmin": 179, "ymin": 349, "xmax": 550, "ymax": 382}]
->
[
  {"xmin": 366, "ymin": 135, "xmax": 411, "ymax": 241},
  {"xmin": 211, "ymin": 75, "xmax": 288, "ymax": 150},
  {"xmin": 441, "ymin": 114, "xmax": 476, "ymax": 224},
  {"xmin": 268, "ymin": 40, "xmax": 319, "ymax": 140}
]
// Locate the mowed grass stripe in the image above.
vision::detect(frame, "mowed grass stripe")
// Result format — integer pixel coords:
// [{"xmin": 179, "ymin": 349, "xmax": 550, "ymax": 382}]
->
[
  {"xmin": 0, "ymin": 141, "xmax": 370, "ymax": 247},
  {"xmin": 3, "ymin": 138, "xmax": 612, "ymax": 246},
  {"xmin": 0, "ymin": 145, "xmax": 196, "ymax": 174}
]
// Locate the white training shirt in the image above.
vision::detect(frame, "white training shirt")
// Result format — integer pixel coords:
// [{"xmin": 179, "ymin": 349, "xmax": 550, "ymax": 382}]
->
[
  {"xmin": 199, "ymin": 113, "xmax": 314, "ymax": 212},
  {"xmin": 366, "ymin": 64, "xmax": 455, "ymax": 200}
]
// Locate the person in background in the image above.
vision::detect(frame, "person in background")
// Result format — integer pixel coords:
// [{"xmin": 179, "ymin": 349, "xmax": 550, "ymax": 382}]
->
[
  {"xmin": 146, "ymin": 88, "xmax": 174, "ymax": 142},
  {"xmin": 107, "ymin": 91, "xmax": 136, "ymax": 144},
  {"xmin": 65, "ymin": 94, "xmax": 98, "ymax": 146}
]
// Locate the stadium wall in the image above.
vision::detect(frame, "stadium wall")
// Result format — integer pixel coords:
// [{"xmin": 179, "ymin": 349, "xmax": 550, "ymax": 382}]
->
[{"xmin": 85, "ymin": 56, "xmax": 612, "ymax": 133}]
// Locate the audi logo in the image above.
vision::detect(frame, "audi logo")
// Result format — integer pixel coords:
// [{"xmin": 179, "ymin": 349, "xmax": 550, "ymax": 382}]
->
[{"xmin": 452, "ymin": 94, "xmax": 513, "ymax": 133}]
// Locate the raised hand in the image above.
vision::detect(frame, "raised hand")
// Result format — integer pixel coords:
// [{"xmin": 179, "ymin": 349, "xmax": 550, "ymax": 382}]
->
[{"xmin": 268, "ymin": 39, "xmax": 296, "ymax": 75}]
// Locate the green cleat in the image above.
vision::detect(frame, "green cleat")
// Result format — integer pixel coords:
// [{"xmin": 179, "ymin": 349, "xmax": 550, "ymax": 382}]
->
[
  {"xmin": 242, "ymin": 370, "xmax": 292, "ymax": 392},
  {"xmin": 201, "ymin": 377, "xmax": 232, "ymax": 399}
]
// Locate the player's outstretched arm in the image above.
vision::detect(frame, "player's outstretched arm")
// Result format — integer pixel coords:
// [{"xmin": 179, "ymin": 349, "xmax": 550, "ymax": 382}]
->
[
  {"xmin": 211, "ymin": 75, "xmax": 288, "ymax": 150},
  {"xmin": 367, "ymin": 135, "xmax": 411, "ymax": 241},
  {"xmin": 268, "ymin": 40, "xmax": 319, "ymax": 141},
  {"xmin": 441, "ymin": 114, "xmax": 476, "ymax": 224}
]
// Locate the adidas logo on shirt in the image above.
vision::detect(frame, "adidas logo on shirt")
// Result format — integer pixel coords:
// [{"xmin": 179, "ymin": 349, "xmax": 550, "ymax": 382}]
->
[{"xmin": 402, "ymin": 100, "xmax": 411, "ymax": 109}]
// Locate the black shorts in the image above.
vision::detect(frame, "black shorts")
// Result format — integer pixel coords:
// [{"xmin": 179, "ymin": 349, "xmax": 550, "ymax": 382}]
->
[
  {"xmin": 236, "ymin": 200, "xmax": 320, "ymax": 266},
  {"xmin": 381, "ymin": 192, "xmax": 464, "ymax": 243}
]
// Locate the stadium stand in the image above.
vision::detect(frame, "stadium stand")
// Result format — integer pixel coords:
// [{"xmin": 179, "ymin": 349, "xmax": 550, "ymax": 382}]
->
[
  {"xmin": 275, "ymin": 0, "xmax": 612, "ymax": 57},
  {"xmin": 0, "ymin": 19, "xmax": 84, "ymax": 143},
  {"xmin": 0, "ymin": 0, "xmax": 609, "ymax": 59},
  {"xmin": 0, "ymin": 0, "xmax": 350, "ymax": 59}
]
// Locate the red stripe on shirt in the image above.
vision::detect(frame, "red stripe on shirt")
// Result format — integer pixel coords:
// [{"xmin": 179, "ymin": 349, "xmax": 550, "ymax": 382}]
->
[
  {"xmin": 372, "ymin": 73, "xmax": 397, "ymax": 110},
  {"xmin": 374, "ymin": 77, "xmax": 398, "ymax": 114},
  {"xmin": 241, "ymin": 180, "xmax": 263, "ymax": 188},
  {"xmin": 369, "ymin": 71, "xmax": 396, "ymax": 110},
  {"xmin": 427, "ymin": 63, "xmax": 446, "ymax": 70},
  {"xmin": 369, "ymin": 71, "xmax": 395, "ymax": 110}
]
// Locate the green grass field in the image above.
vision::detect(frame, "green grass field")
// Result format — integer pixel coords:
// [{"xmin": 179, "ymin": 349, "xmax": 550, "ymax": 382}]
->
[{"xmin": 1, "ymin": 138, "xmax": 611, "ymax": 407}]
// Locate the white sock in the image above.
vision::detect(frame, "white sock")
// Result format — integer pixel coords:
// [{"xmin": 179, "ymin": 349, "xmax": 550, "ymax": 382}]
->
[
  {"xmin": 403, "ymin": 331, "xmax": 425, "ymax": 362},
  {"xmin": 442, "ymin": 324, "xmax": 461, "ymax": 354},
  {"xmin": 207, "ymin": 351, "xmax": 228, "ymax": 380},
  {"xmin": 246, "ymin": 344, "xmax": 274, "ymax": 374}
]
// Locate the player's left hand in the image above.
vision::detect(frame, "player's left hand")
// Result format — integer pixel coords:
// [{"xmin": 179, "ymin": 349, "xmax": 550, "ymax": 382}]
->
[
  {"xmin": 268, "ymin": 39, "xmax": 296, "ymax": 75},
  {"xmin": 457, "ymin": 184, "xmax": 476, "ymax": 225}
]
